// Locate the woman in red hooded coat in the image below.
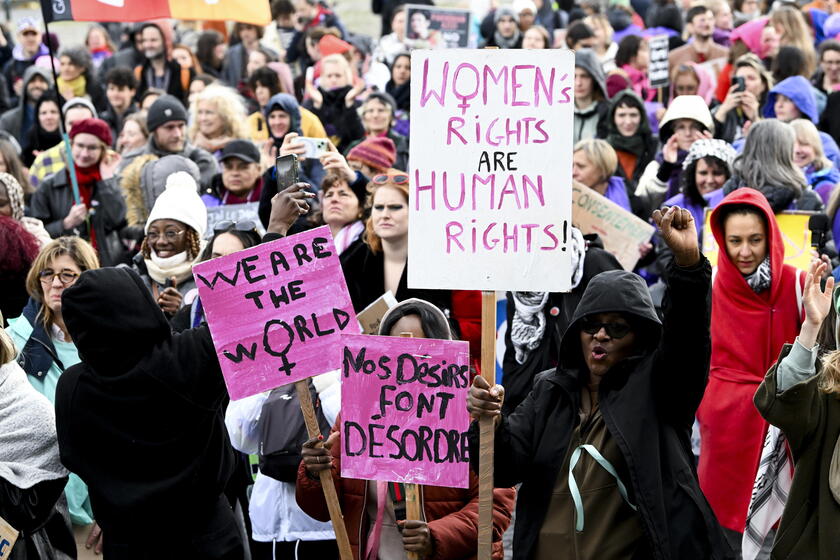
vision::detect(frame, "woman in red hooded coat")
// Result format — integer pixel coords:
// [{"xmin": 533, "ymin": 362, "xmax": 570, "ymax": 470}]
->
[{"xmin": 697, "ymin": 188, "xmax": 804, "ymax": 551}]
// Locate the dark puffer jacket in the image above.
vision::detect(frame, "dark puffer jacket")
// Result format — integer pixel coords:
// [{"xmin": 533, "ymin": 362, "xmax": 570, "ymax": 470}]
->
[{"xmin": 470, "ymin": 261, "xmax": 734, "ymax": 560}]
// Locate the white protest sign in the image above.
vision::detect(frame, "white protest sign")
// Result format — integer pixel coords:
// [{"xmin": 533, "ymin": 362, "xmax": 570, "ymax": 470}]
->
[
  {"xmin": 409, "ymin": 49, "xmax": 574, "ymax": 292},
  {"xmin": 205, "ymin": 202, "xmax": 265, "ymax": 240},
  {"xmin": 648, "ymin": 35, "xmax": 670, "ymax": 89}
]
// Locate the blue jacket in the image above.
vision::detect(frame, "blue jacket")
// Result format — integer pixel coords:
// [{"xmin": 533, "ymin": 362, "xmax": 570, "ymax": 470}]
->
[{"xmin": 764, "ymin": 76, "xmax": 818, "ymax": 122}]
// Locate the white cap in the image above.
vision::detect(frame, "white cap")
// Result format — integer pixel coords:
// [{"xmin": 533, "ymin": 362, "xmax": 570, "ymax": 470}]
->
[{"xmin": 144, "ymin": 172, "xmax": 207, "ymax": 238}]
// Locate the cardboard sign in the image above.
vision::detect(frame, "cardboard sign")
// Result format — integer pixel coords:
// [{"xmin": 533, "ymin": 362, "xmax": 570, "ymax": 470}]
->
[
  {"xmin": 0, "ymin": 516, "xmax": 17, "ymax": 559},
  {"xmin": 702, "ymin": 209, "xmax": 814, "ymax": 270},
  {"xmin": 193, "ymin": 226, "xmax": 360, "ymax": 400},
  {"xmin": 356, "ymin": 291, "xmax": 399, "ymax": 335},
  {"xmin": 340, "ymin": 334, "xmax": 472, "ymax": 488},
  {"xmin": 406, "ymin": 5, "xmax": 472, "ymax": 49},
  {"xmin": 648, "ymin": 35, "xmax": 670, "ymax": 89},
  {"xmin": 409, "ymin": 49, "xmax": 574, "ymax": 292},
  {"xmin": 205, "ymin": 202, "xmax": 266, "ymax": 240},
  {"xmin": 571, "ymin": 182, "xmax": 655, "ymax": 271}
]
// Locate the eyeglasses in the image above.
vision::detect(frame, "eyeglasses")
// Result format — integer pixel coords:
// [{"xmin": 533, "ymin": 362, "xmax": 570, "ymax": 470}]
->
[
  {"xmin": 214, "ymin": 220, "xmax": 258, "ymax": 234},
  {"xmin": 147, "ymin": 229, "xmax": 185, "ymax": 242},
  {"xmin": 39, "ymin": 269, "xmax": 80, "ymax": 285},
  {"xmin": 372, "ymin": 173, "xmax": 409, "ymax": 185},
  {"xmin": 579, "ymin": 319, "xmax": 633, "ymax": 339}
]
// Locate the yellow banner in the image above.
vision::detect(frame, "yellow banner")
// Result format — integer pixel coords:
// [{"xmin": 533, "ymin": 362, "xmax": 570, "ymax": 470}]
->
[
  {"xmin": 702, "ymin": 210, "xmax": 814, "ymax": 270},
  {"xmin": 169, "ymin": 0, "xmax": 272, "ymax": 25}
]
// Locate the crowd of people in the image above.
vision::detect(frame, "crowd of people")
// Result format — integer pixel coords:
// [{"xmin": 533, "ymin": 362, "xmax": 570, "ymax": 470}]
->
[{"xmin": 2, "ymin": 0, "xmax": 840, "ymax": 558}]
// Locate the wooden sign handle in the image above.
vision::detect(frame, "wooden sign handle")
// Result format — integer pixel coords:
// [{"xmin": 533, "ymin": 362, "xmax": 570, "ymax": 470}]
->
[
  {"xmin": 295, "ymin": 380, "xmax": 353, "ymax": 560},
  {"xmin": 398, "ymin": 332, "xmax": 424, "ymax": 560},
  {"xmin": 478, "ymin": 291, "xmax": 496, "ymax": 560}
]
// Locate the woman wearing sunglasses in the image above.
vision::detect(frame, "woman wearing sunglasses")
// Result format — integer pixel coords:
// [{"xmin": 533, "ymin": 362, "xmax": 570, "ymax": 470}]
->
[
  {"xmin": 128, "ymin": 172, "xmax": 207, "ymax": 319},
  {"xmin": 340, "ymin": 170, "xmax": 452, "ymax": 315},
  {"xmin": 467, "ymin": 206, "xmax": 732, "ymax": 559},
  {"xmin": 5, "ymin": 236, "xmax": 104, "ymax": 557}
]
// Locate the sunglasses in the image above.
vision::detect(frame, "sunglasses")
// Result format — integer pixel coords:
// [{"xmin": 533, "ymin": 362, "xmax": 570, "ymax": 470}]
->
[
  {"xmin": 580, "ymin": 319, "xmax": 633, "ymax": 339},
  {"xmin": 372, "ymin": 173, "xmax": 409, "ymax": 185},
  {"xmin": 214, "ymin": 220, "xmax": 258, "ymax": 234}
]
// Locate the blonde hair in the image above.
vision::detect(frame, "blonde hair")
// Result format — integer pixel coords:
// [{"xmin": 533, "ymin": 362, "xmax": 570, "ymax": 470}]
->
[
  {"xmin": 819, "ymin": 350, "xmax": 840, "ymax": 395},
  {"xmin": 770, "ymin": 7, "xmax": 817, "ymax": 76},
  {"xmin": 25, "ymin": 237, "xmax": 100, "ymax": 333},
  {"xmin": 0, "ymin": 328, "xmax": 15, "ymax": 364},
  {"xmin": 363, "ymin": 170, "xmax": 409, "ymax": 254},
  {"xmin": 574, "ymin": 138, "xmax": 618, "ymax": 184},
  {"xmin": 320, "ymin": 54, "xmax": 354, "ymax": 87},
  {"xmin": 188, "ymin": 84, "xmax": 249, "ymax": 141},
  {"xmin": 584, "ymin": 14, "xmax": 613, "ymax": 46},
  {"xmin": 790, "ymin": 119, "xmax": 831, "ymax": 171}
]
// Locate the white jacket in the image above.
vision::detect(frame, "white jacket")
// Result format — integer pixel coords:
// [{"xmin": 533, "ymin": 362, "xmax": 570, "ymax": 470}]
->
[{"xmin": 225, "ymin": 372, "xmax": 341, "ymax": 543}]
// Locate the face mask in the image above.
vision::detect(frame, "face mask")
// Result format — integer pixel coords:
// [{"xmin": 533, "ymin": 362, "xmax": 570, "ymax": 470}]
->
[{"xmin": 150, "ymin": 250, "xmax": 188, "ymax": 268}]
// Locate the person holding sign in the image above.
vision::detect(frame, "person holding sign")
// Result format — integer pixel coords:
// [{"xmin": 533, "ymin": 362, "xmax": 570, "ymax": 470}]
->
[
  {"xmin": 467, "ymin": 206, "xmax": 732, "ymax": 559},
  {"xmin": 296, "ymin": 298, "xmax": 515, "ymax": 560},
  {"xmin": 52, "ymin": 182, "xmax": 311, "ymax": 559}
]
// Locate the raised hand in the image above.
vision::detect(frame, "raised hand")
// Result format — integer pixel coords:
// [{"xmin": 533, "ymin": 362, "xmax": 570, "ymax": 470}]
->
[
  {"xmin": 803, "ymin": 258, "xmax": 835, "ymax": 328},
  {"xmin": 268, "ymin": 182, "xmax": 317, "ymax": 236},
  {"xmin": 652, "ymin": 206, "xmax": 700, "ymax": 267}
]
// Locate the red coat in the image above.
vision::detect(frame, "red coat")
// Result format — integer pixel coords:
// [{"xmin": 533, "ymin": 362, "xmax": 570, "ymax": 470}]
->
[
  {"xmin": 296, "ymin": 424, "xmax": 515, "ymax": 560},
  {"xmin": 697, "ymin": 188, "xmax": 804, "ymax": 532}
]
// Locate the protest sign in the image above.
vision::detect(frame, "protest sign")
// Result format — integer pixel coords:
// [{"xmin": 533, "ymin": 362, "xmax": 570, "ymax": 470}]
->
[
  {"xmin": 192, "ymin": 226, "xmax": 360, "ymax": 400},
  {"xmin": 39, "ymin": 0, "xmax": 270, "ymax": 24},
  {"xmin": 205, "ymin": 202, "xmax": 266, "ymax": 240},
  {"xmin": 356, "ymin": 291, "xmax": 399, "ymax": 334},
  {"xmin": 0, "ymin": 516, "xmax": 17, "ymax": 559},
  {"xmin": 406, "ymin": 5, "xmax": 472, "ymax": 49},
  {"xmin": 340, "ymin": 334, "xmax": 472, "ymax": 488},
  {"xmin": 409, "ymin": 49, "xmax": 575, "ymax": 292},
  {"xmin": 572, "ymin": 182, "xmax": 655, "ymax": 270},
  {"xmin": 648, "ymin": 35, "xmax": 670, "ymax": 89},
  {"xmin": 702, "ymin": 210, "xmax": 813, "ymax": 270}
]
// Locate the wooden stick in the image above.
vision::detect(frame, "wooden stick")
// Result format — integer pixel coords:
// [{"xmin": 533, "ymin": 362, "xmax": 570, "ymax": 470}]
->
[
  {"xmin": 478, "ymin": 291, "xmax": 497, "ymax": 560},
  {"xmin": 399, "ymin": 331, "xmax": 423, "ymax": 560},
  {"xmin": 295, "ymin": 380, "xmax": 353, "ymax": 560}
]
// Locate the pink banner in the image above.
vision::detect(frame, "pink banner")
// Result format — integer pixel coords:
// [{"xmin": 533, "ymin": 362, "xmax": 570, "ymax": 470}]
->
[
  {"xmin": 193, "ymin": 227, "xmax": 359, "ymax": 400},
  {"xmin": 340, "ymin": 334, "xmax": 471, "ymax": 488}
]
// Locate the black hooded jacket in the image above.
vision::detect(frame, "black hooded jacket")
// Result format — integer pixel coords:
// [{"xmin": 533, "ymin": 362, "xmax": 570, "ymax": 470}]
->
[
  {"xmin": 501, "ymin": 234, "xmax": 622, "ymax": 414},
  {"xmin": 470, "ymin": 259, "xmax": 733, "ymax": 559},
  {"xmin": 54, "ymin": 268, "xmax": 237, "ymax": 544}
]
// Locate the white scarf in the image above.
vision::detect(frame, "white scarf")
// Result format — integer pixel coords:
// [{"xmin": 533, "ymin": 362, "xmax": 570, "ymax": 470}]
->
[
  {"xmin": 0, "ymin": 361, "xmax": 68, "ymax": 489},
  {"xmin": 145, "ymin": 250, "xmax": 198, "ymax": 286}
]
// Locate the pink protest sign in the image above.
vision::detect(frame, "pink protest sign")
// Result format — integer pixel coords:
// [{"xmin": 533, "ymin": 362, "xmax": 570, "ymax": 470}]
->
[
  {"xmin": 193, "ymin": 226, "xmax": 360, "ymax": 400},
  {"xmin": 340, "ymin": 334, "xmax": 471, "ymax": 488}
]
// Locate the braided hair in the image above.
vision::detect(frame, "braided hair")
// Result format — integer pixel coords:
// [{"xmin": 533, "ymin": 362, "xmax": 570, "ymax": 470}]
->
[{"xmin": 141, "ymin": 228, "xmax": 202, "ymax": 260}]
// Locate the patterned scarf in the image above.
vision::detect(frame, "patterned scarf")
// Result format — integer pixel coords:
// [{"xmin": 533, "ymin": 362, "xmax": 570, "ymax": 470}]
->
[{"xmin": 744, "ymin": 256, "xmax": 771, "ymax": 293}]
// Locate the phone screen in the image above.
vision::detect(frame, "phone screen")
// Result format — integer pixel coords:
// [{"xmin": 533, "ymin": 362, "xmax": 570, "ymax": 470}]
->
[{"xmin": 275, "ymin": 154, "xmax": 299, "ymax": 191}]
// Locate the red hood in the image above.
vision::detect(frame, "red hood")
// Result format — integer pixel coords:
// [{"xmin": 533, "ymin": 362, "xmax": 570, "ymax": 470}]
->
[{"xmin": 710, "ymin": 188, "xmax": 785, "ymax": 303}]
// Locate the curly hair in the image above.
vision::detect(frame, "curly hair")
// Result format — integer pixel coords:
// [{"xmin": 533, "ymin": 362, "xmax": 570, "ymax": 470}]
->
[
  {"xmin": 188, "ymin": 84, "xmax": 249, "ymax": 141},
  {"xmin": 140, "ymin": 228, "xmax": 202, "ymax": 260},
  {"xmin": 363, "ymin": 170, "xmax": 409, "ymax": 254}
]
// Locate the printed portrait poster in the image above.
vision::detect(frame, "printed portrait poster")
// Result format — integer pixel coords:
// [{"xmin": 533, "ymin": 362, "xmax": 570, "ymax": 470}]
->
[
  {"xmin": 406, "ymin": 5, "xmax": 472, "ymax": 49},
  {"xmin": 409, "ymin": 49, "xmax": 575, "ymax": 292}
]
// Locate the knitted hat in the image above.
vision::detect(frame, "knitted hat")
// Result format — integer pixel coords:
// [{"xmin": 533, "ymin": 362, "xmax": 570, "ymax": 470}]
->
[
  {"xmin": 70, "ymin": 118, "xmax": 113, "ymax": 147},
  {"xmin": 682, "ymin": 139, "xmax": 737, "ymax": 171},
  {"xmin": 495, "ymin": 6, "xmax": 520, "ymax": 23},
  {"xmin": 146, "ymin": 94, "xmax": 188, "ymax": 132},
  {"xmin": 0, "ymin": 172, "xmax": 24, "ymax": 221},
  {"xmin": 319, "ymin": 34, "xmax": 352, "ymax": 57},
  {"xmin": 17, "ymin": 17, "xmax": 38, "ymax": 33},
  {"xmin": 512, "ymin": 0, "xmax": 537, "ymax": 14},
  {"xmin": 347, "ymin": 137, "xmax": 397, "ymax": 173},
  {"xmin": 144, "ymin": 172, "xmax": 207, "ymax": 238},
  {"xmin": 62, "ymin": 96, "xmax": 97, "ymax": 118},
  {"xmin": 606, "ymin": 72, "xmax": 632, "ymax": 98}
]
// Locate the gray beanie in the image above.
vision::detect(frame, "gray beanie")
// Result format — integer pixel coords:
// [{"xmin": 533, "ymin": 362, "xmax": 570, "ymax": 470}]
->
[
  {"xmin": 146, "ymin": 95, "xmax": 188, "ymax": 132},
  {"xmin": 495, "ymin": 6, "xmax": 520, "ymax": 23}
]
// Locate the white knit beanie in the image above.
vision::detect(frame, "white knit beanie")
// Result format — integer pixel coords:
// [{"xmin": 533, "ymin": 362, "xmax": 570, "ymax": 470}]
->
[{"xmin": 144, "ymin": 172, "xmax": 207, "ymax": 238}]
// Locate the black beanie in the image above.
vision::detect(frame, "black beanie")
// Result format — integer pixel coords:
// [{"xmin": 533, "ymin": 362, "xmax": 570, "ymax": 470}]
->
[{"xmin": 146, "ymin": 95, "xmax": 188, "ymax": 132}]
